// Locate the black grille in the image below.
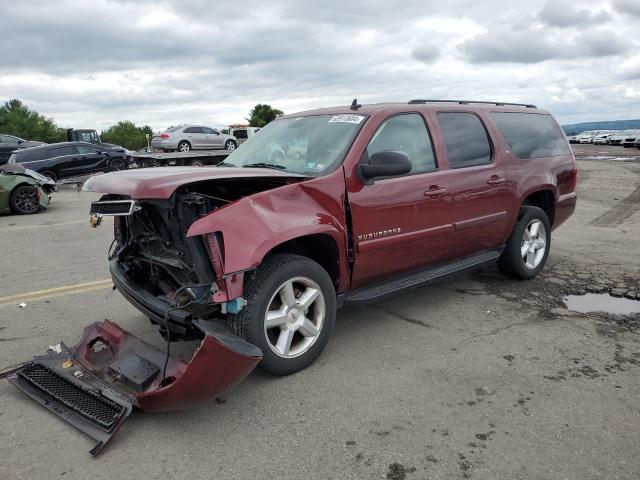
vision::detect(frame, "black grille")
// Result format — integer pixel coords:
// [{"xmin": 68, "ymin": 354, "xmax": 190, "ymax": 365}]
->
[
  {"xmin": 90, "ymin": 201, "xmax": 133, "ymax": 215},
  {"xmin": 18, "ymin": 363, "xmax": 124, "ymax": 430}
]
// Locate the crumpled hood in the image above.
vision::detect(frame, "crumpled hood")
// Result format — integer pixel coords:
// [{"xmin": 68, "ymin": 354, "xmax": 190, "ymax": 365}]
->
[{"xmin": 82, "ymin": 166, "xmax": 304, "ymax": 199}]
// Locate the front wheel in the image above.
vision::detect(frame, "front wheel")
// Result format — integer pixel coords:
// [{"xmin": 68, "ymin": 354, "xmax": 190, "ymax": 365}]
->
[
  {"xmin": 225, "ymin": 140, "xmax": 237, "ymax": 151},
  {"xmin": 230, "ymin": 254, "xmax": 336, "ymax": 375},
  {"xmin": 9, "ymin": 185, "xmax": 41, "ymax": 215},
  {"xmin": 498, "ymin": 206, "xmax": 550, "ymax": 279}
]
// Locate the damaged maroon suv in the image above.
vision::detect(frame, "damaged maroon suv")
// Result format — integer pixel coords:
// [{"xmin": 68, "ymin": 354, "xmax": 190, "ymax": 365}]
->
[{"xmin": 3, "ymin": 100, "xmax": 577, "ymax": 454}]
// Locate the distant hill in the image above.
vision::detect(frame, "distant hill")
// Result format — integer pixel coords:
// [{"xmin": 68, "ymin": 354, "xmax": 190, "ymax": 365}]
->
[{"xmin": 562, "ymin": 120, "xmax": 640, "ymax": 135}]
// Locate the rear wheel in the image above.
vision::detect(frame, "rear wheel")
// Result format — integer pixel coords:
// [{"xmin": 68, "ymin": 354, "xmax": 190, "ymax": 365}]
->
[
  {"xmin": 230, "ymin": 254, "xmax": 336, "ymax": 375},
  {"xmin": 9, "ymin": 185, "xmax": 41, "ymax": 215},
  {"xmin": 498, "ymin": 206, "xmax": 550, "ymax": 279},
  {"xmin": 39, "ymin": 170, "xmax": 58, "ymax": 182},
  {"xmin": 178, "ymin": 141, "xmax": 191, "ymax": 152}
]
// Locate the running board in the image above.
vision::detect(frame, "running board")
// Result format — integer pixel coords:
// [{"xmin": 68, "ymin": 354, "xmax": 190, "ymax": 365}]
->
[{"xmin": 342, "ymin": 248, "xmax": 503, "ymax": 306}]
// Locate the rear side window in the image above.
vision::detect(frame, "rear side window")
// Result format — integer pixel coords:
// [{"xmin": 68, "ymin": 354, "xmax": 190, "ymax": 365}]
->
[
  {"xmin": 183, "ymin": 127, "xmax": 202, "ymax": 134},
  {"xmin": 14, "ymin": 149, "xmax": 47, "ymax": 162},
  {"xmin": 436, "ymin": 112, "xmax": 491, "ymax": 168},
  {"xmin": 49, "ymin": 146, "xmax": 77, "ymax": 157},
  {"xmin": 367, "ymin": 113, "xmax": 437, "ymax": 175},
  {"xmin": 234, "ymin": 129, "xmax": 248, "ymax": 139},
  {"xmin": 77, "ymin": 144, "xmax": 98, "ymax": 154},
  {"xmin": 491, "ymin": 112, "xmax": 570, "ymax": 159}
]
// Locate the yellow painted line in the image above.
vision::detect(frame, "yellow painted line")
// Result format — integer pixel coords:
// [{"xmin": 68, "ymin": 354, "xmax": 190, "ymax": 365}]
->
[
  {"xmin": 0, "ymin": 283, "xmax": 114, "ymax": 308},
  {"xmin": 0, "ymin": 279, "xmax": 113, "ymax": 307},
  {"xmin": 0, "ymin": 220, "xmax": 86, "ymax": 232}
]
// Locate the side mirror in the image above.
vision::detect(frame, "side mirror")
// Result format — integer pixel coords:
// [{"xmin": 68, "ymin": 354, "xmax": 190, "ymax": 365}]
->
[
  {"xmin": 359, "ymin": 151, "xmax": 412, "ymax": 184},
  {"xmin": 213, "ymin": 130, "xmax": 220, "ymax": 135},
  {"xmin": 17, "ymin": 140, "xmax": 24, "ymax": 144}
]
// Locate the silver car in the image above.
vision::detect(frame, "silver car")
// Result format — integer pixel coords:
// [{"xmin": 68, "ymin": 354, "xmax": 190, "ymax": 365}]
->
[{"xmin": 151, "ymin": 125, "xmax": 238, "ymax": 152}]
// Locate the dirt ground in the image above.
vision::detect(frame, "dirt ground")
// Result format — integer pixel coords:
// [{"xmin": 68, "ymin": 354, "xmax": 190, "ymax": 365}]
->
[{"xmin": 0, "ymin": 144, "xmax": 639, "ymax": 479}]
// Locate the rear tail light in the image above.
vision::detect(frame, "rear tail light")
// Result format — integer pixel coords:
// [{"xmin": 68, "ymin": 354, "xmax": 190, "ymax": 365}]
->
[{"xmin": 160, "ymin": 134, "xmax": 170, "ymax": 139}]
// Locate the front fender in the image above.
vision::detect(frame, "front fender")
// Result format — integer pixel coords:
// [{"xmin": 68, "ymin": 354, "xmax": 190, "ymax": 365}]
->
[{"xmin": 186, "ymin": 171, "xmax": 349, "ymax": 277}]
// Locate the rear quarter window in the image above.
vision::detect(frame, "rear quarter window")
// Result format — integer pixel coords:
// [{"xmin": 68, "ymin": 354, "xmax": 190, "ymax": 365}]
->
[
  {"xmin": 13, "ymin": 149, "xmax": 47, "ymax": 163},
  {"xmin": 490, "ymin": 112, "xmax": 570, "ymax": 159}
]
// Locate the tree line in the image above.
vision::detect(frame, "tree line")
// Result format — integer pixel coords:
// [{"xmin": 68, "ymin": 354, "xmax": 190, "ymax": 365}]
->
[{"xmin": 0, "ymin": 99, "xmax": 284, "ymax": 150}]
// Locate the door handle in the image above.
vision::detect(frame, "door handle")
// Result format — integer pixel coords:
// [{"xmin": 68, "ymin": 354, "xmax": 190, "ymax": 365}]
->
[
  {"xmin": 487, "ymin": 176, "xmax": 506, "ymax": 185},
  {"xmin": 424, "ymin": 186, "xmax": 449, "ymax": 198}
]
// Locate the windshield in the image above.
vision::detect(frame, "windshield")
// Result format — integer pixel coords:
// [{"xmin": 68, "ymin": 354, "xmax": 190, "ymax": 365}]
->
[{"xmin": 224, "ymin": 114, "xmax": 366, "ymax": 176}]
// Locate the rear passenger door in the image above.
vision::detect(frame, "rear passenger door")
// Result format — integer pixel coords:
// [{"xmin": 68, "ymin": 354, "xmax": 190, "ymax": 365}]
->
[
  {"xmin": 45, "ymin": 145, "xmax": 82, "ymax": 177},
  {"xmin": 433, "ymin": 111, "xmax": 510, "ymax": 258},
  {"xmin": 348, "ymin": 113, "xmax": 457, "ymax": 287},
  {"xmin": 183, "ymin": 127, "xmax": 205, "ymax": 149}
]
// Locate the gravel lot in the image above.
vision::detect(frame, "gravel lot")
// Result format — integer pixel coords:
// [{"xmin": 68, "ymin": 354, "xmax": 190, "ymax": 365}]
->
[{"xmin": 1, "ymin": 144, "xmax": 639, "ymax": 479}]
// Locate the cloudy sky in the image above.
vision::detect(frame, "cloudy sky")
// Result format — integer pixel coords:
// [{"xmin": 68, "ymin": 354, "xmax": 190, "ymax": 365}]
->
[{"xmin": 2, "ymin": 0, "xmax": 639, "ymax": 131}]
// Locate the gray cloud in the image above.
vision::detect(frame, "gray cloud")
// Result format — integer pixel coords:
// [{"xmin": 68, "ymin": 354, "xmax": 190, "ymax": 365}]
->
[
  {"xmin": 613, "ymin": 0, "xmax": 640, "ymax": 17},
  {"xmin": 460, "ymin": 27, "xmax": 631, "ymax": 64},
  {"xmin": 412, "ymin": 45, "xmax": 440, "ymax": 63},
  {"xmin": 0, "ymin": 0, "xmax": 638, "ymax": 130},
  {"xmin": 537, "ymin": 0, "xmax": 611, "ymax": 27}
]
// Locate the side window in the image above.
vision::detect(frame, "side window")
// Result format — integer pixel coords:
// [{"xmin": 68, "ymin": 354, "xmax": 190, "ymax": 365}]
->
[
  {"xmin": 366, "ymin": 113, "xmax": 436, "ymax": 175},
  {"xmin": 49, "ymin": 146, "xmax": 77, "ymax": 157},
  {"xmin": 436, "ymin": 112, "xmax": 492, "ymax": 168},
  {"xmin": 15, "ymin": 149, "xmax": 46, "ymax": 162},
  {"xmin": 77, "ymin": 144, "xmax": 97, "ymax": 154},
  {"xmin": 183, "ymin": 127, "xmax": 202, "ymax": 134},
  {"xmin": 201, "ymin": 127, "xmax": 215, "ymax": 134},
  {"xmin": 234, "ymin": 129, "xmax": 248, "ymax": 139},
  {"xmin": 490, "ymin": 112, "xmax": 570, "ymax": 159}
]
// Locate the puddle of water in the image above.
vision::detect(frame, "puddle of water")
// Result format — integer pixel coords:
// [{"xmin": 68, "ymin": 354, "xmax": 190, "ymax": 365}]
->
[{"xmin": 563, "ymin": 293, "xmax": 640, "ymax": 316}]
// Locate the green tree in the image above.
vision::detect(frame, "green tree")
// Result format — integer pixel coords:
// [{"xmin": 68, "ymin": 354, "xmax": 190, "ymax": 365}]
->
[
  {"xmin": 101, "ymin": 121, "xmax": 154, "ymax": 150},
  {"xmin": 0, "ymin": 99, "xmax": 66, "ymax": 142},
  {"xmin": 246, "ymin": 104, "xmax": 283, "ymax": 127}
]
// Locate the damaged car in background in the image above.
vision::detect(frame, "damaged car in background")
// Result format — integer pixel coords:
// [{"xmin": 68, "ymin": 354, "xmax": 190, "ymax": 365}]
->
[
  {"xmin": 0, "ymin": 164, "xmax": 55, "ymax": 215},
  {"xmin": 2, "ymin": 100, "xmax": 577, "ymax": 455}
]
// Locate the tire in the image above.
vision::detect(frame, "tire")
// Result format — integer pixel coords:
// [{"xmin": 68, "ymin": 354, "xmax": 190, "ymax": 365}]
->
[
  {"xmin": 230, "ymin": 254, "xmax": 336, "ymax": 375},
  {"xmin": 498, "ymin": 206, "xmax": 551, "ymax": 279},
  {"xmin": 189, "ymin": 159, "xmax": 205, "ymax": 167},
  {"xmin": 225, "ymin": 140, "xmax": 237, "ymax": 151},
  {"xmin": 39, "ymin": 170, "xmax": 58, "ymax": 182},
  {"xmin": 9, "ymin": 185, "xmax": 41, "ymax": 215},
  {"xmin": 177, "ymin": 141, "xmax": 191, "ymax": 152}
]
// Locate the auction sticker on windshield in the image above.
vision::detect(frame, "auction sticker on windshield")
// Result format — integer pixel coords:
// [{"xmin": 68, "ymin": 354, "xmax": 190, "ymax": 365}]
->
[{"xmin": 329, "ymin": 114, "xmax": 365, "ymax": 124}]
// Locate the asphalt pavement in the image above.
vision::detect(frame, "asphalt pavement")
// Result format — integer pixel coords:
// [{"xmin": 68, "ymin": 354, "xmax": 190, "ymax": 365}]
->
[{"xmin": 1, "ymin": 144, "xmax": 639, "ymax": 479}]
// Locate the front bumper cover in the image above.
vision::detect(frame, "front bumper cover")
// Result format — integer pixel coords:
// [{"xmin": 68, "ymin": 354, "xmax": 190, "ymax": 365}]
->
[{"xmin": 2, "ymin": 319, "xmax": 262, "ymax": 456}]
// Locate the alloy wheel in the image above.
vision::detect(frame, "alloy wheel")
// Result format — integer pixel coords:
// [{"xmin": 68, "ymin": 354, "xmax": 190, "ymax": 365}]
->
[
  {"xmin": 263, "ymin": 276, "xmax": 326, "ymax": 358},
  {"xmin": 14, "ymin": 188, "xmax": 40, "ymax": 214},
  {"xmin": 521, "ymin": 219, "xmax": 547, "ymax": 269}
]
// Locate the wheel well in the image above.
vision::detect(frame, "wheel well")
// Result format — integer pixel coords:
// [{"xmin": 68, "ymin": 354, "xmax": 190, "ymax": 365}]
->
[
  {"xmin": 265, "ymin": 234, "xmax": 341, "ymax": 289},
  {"xmin": 522, "ymin": 190, "xmax": 555, "ymax": 226}
]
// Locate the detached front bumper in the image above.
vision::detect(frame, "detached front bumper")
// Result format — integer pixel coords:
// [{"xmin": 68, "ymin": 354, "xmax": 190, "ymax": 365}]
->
[{"xmin": 2, "ymin": 319, "xmax": 262, "ymax": 456}]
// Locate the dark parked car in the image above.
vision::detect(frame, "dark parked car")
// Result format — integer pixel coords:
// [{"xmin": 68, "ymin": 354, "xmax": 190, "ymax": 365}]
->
[
  {"xmin": 0, "ymin": 134, "xmax": 45, "ymax": 164},
  {"xmin": 4, "ymin": 100, "xmax": 577, "ymax": 454},
  {"xmin": 7, "ymin": 141, "xmax": 128, "ymax": 181}
]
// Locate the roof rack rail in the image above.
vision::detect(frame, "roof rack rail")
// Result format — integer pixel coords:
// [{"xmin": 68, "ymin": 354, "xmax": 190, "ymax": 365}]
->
[{"xmin": 408, "ymin": 99, "xmax": 537, "ymax": 108}]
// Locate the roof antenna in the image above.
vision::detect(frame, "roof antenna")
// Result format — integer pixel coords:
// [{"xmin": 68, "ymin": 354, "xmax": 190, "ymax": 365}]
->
[{"xmin": 350, "ymin": 98, "xmax": 361, "ymax": 110}]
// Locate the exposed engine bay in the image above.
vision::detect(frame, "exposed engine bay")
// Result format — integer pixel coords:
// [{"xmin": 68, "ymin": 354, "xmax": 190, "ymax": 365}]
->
[{"xmin": 101, "ymin": 176, "xmax": 299, "ymax": 339}]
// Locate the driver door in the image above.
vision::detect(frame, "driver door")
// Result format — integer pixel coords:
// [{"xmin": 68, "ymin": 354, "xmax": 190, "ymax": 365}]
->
[{"xmin": 347, "ymin": 113, "xmax": 456, "ymax": 287}]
